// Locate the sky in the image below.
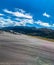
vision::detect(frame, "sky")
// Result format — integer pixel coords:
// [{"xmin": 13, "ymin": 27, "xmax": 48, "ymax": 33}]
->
[{"xmin": 0, "ymin": 0, "xmax": 54, "ymax": 29}]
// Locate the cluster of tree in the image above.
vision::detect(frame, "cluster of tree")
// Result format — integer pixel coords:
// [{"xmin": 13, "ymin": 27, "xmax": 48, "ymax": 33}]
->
[{"xmin": 1, "ymin": 26, "xmax": 54, "ymax": 39}]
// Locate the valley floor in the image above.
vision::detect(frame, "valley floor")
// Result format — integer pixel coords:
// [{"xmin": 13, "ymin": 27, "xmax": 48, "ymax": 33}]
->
[{"xmin": 0, "ymin": 32, "xmax": 54, "ymax": 65}]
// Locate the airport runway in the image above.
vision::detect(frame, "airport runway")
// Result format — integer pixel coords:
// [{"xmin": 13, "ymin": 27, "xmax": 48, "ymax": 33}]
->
[{"xmin": 0, "ymin": 32, "xmax": 54, "ymax": 65}]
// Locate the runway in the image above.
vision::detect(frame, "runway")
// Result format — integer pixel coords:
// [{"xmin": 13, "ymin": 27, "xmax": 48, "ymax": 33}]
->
[{"xmin": 0, "ymin": 32, "xmax": 54, "ymax": 65}]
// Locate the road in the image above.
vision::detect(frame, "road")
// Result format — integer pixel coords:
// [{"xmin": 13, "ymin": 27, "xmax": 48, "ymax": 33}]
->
[{"xmin": 0, "ymin": 32, "xmax": 54, "ymax": 65}]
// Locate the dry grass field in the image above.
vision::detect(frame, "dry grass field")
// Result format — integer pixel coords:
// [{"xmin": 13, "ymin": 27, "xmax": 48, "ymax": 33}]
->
[{"xmin": 0, "ymin": 32, "xmax": 54, "ymax": 65}]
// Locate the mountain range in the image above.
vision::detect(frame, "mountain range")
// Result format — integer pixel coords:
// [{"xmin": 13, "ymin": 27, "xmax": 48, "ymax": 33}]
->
[{"xmin": 0, "ymin": 26, "xmax": 54, "ymax": 39}]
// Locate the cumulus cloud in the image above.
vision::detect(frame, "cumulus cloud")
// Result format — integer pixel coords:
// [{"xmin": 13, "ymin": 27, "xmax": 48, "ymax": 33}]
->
[
  {"xmin": 3, "ymin": 9, "xmax": 32, "ymax": 19},
  {"xmin": 4, "ymin": 9, "xmax": 12, "ymax": 14},
  {"xmin": 0, "ymin": 16, "xmax": 54, "ymax": 28},
  {"xmin": 0, "ymin": 8, "xmax": 33, "ymax": 27},
  {"xmin": 35, "ymin": 20, "xmax": 51, "ymax": 27},
  {"xmin": 0, "ymin": 8, "xmax": 53, "ymax": 28},
  {"xmin": 52, "ymin": 24, "xmax": 54, "ymax": 27},
  {"xmin": 14, "ymin": 18, "xmax": 34, "ymax": 26},
  {"xmin": 43, "ymin": 12, "xmax": 50, "ymax": 18},
  {"xmin": 0, "ymin": 17, "xmax": 34, "ymax": 27},
  {"xmin": 0, "ymin": 13, "xmax": 4, "ymax": 16},
  {"xmin": 0, "ymin": 17, "xmax": 15, "ymax": 27},
  {"xmin": 15, "ymin": 8, "xmax": 25, "ymax": 13}
]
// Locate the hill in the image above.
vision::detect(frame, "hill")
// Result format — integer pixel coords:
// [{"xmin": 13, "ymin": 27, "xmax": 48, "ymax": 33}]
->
[{"xmin": 1, "ymin": 26, "xmax": 54, "ymax": 39}]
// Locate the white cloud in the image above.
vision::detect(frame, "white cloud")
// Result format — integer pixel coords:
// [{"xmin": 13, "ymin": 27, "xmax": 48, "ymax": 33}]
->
[
  {"xmin": 52, "ymin": 24, "xmax": 54, "ymax": 27},
  {"xmin": 43, "ymin": 12, "xmax": 50, "ymax": 18},
  {"xmin": 4, "ymin": 9, "xmax": 13, "ymax": 14},
  {"xmin": 35, "ymin": 20, "xmax": 51, "ymax": 27},
  {"xmin": 15, "ymin": 8, "xmax": 25, "ymax": 13},
  {"xmin": 0, "ymin": 17, "xmax": 34, "ymax": 27},
  {"xmin": 2, "ymin": 8, "xmax": 33, "ymax": 27},
  {"xmin": 0, "ymin": 16, "xmax": 54, "ymax": 28},
  {"xmin": 3, "ymin": 9, "xmax": 32, "ymax": 19},
  {"xmin": 14, "ymin": 18, "xmax": 34, "ymax": 26},
  {"xmin": 0, "ymin": 13, "xmax": 4, "ymax": 16},
  {"xmin": 0, "ymin": 8, "xmax": 34, "ymax": 27},
  {"xmin": 0, "ymin": 8, "xmax": 53, "ymax": 28},
  {"xmin": 0, "ymin": 17, "xmax": 18, "ymax": 27}
]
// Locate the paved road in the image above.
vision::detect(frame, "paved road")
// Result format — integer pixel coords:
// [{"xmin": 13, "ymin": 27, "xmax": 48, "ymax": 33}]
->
[{"xmin": 0, "ymin": 32, "xmax": 54, "ymax": 65}]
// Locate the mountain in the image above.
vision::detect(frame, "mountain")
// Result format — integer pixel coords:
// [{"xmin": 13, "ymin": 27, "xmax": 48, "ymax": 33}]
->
[{"xmin": 1, "ymin": 26, "xmax": 54, "ymax": 39}]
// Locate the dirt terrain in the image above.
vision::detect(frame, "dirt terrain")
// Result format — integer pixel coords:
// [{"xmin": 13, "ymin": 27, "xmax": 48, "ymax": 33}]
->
[{"xmin": 0, "ymin": 32, "xmax": 54, "ymax": 65}]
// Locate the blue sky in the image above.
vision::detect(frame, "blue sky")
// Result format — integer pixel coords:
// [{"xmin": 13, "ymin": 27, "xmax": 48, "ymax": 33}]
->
[{"xmin": 0, "ymin": 0, "xmax": 54, "ymax": 29}]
